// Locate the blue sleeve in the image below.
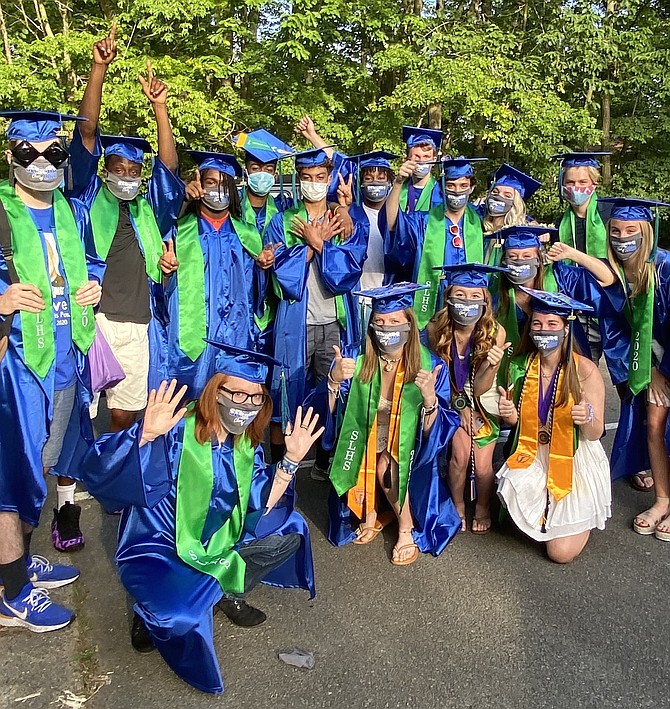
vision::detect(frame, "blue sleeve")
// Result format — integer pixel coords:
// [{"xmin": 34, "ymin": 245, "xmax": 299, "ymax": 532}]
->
[
  {"xmin": 326, "ymin": 151, "xmax": 351, "ymax": 204},
  {"xmin": 317, "ymin": 209, "xmax": 369, "ymax": 294},
  {"xmin": 268, "ymin": 213, "xmax": 309, "ymax": 301},
  {"xmin": 430, "ymin": 180, "xmax": 443, "ymax": 208},
  {"xmin": 384, "ymin": 209, "xmax": 426, "ymax": 280},
  {"xmin": 554, "ymin": 261, "xmax": 624, "ymax": 316},
  {"xmin": 147, "ymin": 157, "xmax": 186, "ymax": 237},
  {"xmin": 66, "ymin": 125, "xmax": 102, "ymax": 206},
  {"xmin": 70, "ymin": 198, "xmax": 105, "ymax": 283},
  {"xmin": 79, "ymin": 422, "xmax": 173, "ymax": 513},
  {"xmin": 654, "ymin": 252, "xmax": 670, "ymax": 377}
]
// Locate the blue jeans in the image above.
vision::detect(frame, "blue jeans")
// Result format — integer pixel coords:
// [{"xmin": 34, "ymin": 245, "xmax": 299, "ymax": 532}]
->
[{"xmin": 236, "ymin": 533, "xmax": 301, "ymax": 598}]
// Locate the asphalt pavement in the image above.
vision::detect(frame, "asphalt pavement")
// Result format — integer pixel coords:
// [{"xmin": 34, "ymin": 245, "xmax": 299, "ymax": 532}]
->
[{"xmin": 2, "ymin": 367, "xmax": 669, "ymax": 709}]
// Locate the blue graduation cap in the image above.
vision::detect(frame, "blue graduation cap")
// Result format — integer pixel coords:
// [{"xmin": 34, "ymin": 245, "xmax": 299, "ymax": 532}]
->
[
  {"xmin": 597, "ymin": 197, "xmax": 670, "ymax": 223},
  {"xmin": 519, "ymin": 287, "xmax": 594, "ymax": 317},
  {"xmin": 350, "ymin": 150, "xmax": 399, "ymax": 171},
  {"xmin": 486, "ymin": 225, "xmax": 558, "ymax": 251},
  {"xmin": 235, "ymin": 128, "xmax": 294, "ymax": 164},
  {"xmin": 354, "ymin": 282, "xmax": 428, "ymax": 314},
  {"xmin": 293, "ymin": 147, "xmax": 332, "ymax": 169},
  {"xmin": 204, "ymin": 340, "xmax": 282, "ymax": 383},
  {"xmin": 402, "ymin": 126, "xmax": 443, "ymax": 151},
  {"xmin": 187, "ymin": 150, "xmax": 243, "ymax": 177},
  {"xmin": 0, "ymin": 110, "xmax": 85, "ymax": 142},
  {"xmin": 552, "ymin": 152, "xmax": 610, "ymax": 169},
  {"xmin": 491, "ymin": 164, "xmax": 542, "ymax": 200},
  {"xmin": 441, "ymin": 156, "xmax": 488, "ymax": 180},
  {"xmin": 433, "ymin": 263, "xmax": 509, "ymax": 289},
  {"xmin": 101, "ymin": 134, "xmax": 152, "ymax": 164}
]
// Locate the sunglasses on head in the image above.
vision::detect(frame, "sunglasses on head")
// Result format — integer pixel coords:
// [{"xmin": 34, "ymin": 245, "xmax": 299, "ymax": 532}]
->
[{"xmin": 11, "ymin": 140, "xmax": 69, "ymax": 169}]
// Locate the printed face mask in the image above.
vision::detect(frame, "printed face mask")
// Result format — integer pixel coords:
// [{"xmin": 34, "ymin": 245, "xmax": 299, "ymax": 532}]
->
[
  {"xmin": 562, "ymin": 184, "xmax": 595, "ymax": 207},
  {"xmin": 486, "ymin": 194, "xmax": 515, "ymax": 216},
  {"xmin": 361, "ymin": 181, "xmax": 391, "ymax": 203},
  {"xmin": 13, "ymin": 157, "xmax": 64, "ymax": 192},
  {"xmin": 201, "ymin": 189, "xmax": 230, "ymax": 212},
  {"xmin": 609, "ymin": 233, "xmax": 643, "ymax": 262},
  {"xmin": 104, "ymin": 171, "xmax": 142, "ymax": 201},
  {"xmin": 447, "ymin": 297, "xmax": 485, "ymax": 326},
  {"xmin": 530, "ymin": 329, "xmax": 565, "ymax": 354},
  {"xmin": 413, "ymin": 163, "xmax": 432, "ymax": 179},
  {"xmin": 370, "ymin": 322, "xmax": 411, "ymax": 354},
  {"xmin": 502, "ymin": 257, "xmax": 540, "ymax": 285},
  {"xmin": 217, "ymin": 395, "xmax": 263, "ymax": 436},
  {"xmin": 300, "ymin": 180, "xmax": 329, "ymax": 203},
  {"xmin": 247, "ymin": 171, "xmax": 275, "ymax": 197},
  {"xmin": 445, "ymin": 188, "xmax": 472, "ymax": 211}
]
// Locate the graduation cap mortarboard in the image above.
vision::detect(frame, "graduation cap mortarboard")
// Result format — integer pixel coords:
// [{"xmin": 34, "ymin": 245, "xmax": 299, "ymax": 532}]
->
[
  {"xmin": 293, "ymin": 147, "xmax": 331, "ymax": 169},
  {"xmin": 0, "ymin": 110, "xmax": 86, "ymax": 142},
  {"xmin": 486, "ymin": 225, "xmax": 558, "ymax": 251},
  {"xmin": 350, "ymin": 150, "xmax": 399, "ymax": 171},
  {"xmin": 101, "ymin": 134, "xmax": 152, "ymax": 164},
  {"xmin": 402, "ymin": 126, "xmax": 443, "ymax": 151},
  {"xmin": 187, "ymin": 150, "xmax": 243, "ymax": 177},
  {"xmin": 354, "ymin": 282, "xmax": 428, "ymax": 314},
  {"xmin": 519, "ymin": 287, "xmax": 594, "ymax": 317},
  {"xmin": 597, "ymin": 197, "xmax": 670, "ymax": 223},
  {"xmin": 434, "ymin": 263, "xmax": 509, "ymax": 289},
  {"xmin": 491, "ymin": 164, "xmax": 542, "ymax": 200},
  {"xmin": 441, "ymin": 156, "xmax": 488, "ymax": 180},
  {"xmin": 204, "ymin": 340, "xmax": 282, "ymax": 384},
  {"xmin": 552, "ymin": 152, "xmax": 610, "ymax": 169},
  {"xmin": 235, "ymin": 129, "xmax": 294, "ymax": 164}
]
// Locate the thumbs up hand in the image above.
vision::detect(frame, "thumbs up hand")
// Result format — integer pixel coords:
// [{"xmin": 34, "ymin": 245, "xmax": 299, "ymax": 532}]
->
[
  {"xmin": 487, "ymin": 341, "xmax": 512, "ymax": 368},
  {"xmin": 159, "ymin": 238, "xmax": 179, "ymax": 275},
  {"xmin": 330, "ymin": 345, "xmax": 356, "ymax": 384},
  {"xmin": 414, "ymin": 363, "xmax": 443, "ymax": 407},
  {"xmin": 497, "ymin": 385, "xmax": 518, "ymax": 424},
  {"xmin": 571, "ymin": 391, "xmax": 593, "ymax": 426}
]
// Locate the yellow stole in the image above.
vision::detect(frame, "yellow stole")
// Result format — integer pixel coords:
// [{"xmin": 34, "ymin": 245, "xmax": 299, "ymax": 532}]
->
[
  {"xmin": 347, "ymin": 361, "xmax": 404, "ymax": 521},
  {"xmin": 506, "ymin": 353, "xmax": 576, "ymax": 501}
]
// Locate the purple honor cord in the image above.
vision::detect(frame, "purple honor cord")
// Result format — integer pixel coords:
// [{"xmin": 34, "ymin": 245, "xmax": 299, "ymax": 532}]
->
[
  {"xmin": 450, "ymin": 336, "xmax": 472, "ymax": 392},
  {"xmin": 538, "ymin": 368, "xmax": 559, "ymax": 426}
]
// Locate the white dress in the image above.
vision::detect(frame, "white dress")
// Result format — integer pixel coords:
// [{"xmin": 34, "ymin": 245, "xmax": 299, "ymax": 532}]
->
[{"xmin": 496, "ymin": 436, "xmax": 611, "ymax": 541}]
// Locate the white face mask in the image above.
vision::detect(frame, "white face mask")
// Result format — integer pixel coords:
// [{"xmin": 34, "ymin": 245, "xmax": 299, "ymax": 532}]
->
[{"xmin": 300, "ymin": 180, "xmax": 329, "ymax": 203}]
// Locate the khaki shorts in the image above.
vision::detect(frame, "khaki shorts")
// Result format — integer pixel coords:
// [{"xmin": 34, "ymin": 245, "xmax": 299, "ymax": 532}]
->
[{"xmin": 95, "ymin": 313, "xmax": 150, "ymax": 412}]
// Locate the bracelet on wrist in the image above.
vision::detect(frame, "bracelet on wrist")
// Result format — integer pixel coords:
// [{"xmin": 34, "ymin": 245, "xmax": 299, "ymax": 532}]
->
[
  {"xmin": 327, "ymin": 372, "xmax": 341, "ymax": 387},
  {"xmin": 422, "ymin": 400, "xmax": 438, "ymax": 415},
  {"xmin": 280, "ymin": 457, "xmax": 299, "ymax": 476},
  {"xmin": 584, "ymin": 402, "xmax": 594, "ymax": 424}
]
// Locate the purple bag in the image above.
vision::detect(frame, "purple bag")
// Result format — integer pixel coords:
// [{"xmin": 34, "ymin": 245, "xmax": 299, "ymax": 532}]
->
[{"xmin": 88, "ymin": 323, "xmax": 126, "ymax": 393}]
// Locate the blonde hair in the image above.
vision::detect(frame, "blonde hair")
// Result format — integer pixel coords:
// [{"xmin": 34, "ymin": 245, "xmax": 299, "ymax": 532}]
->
[
  {"xmin": 429, "ymin": 287, "xmax": 498, "ymax": 372},
  {"xmin": 562, "ymin": 166, "xmax": 601, "ymax": 186},
  {"xmin": 359, "ymin": 308, "xmax": 422, "ymax": 384},
  {"xmin": 606, "ymin": 220, "xmax": 655, "ymax": 298},
  {"xmin": 483, "ymin": 189, "xmax": 528, "ymax": 233}
]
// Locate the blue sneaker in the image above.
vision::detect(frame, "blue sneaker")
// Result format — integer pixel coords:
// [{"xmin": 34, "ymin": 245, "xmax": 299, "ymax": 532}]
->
[
  {"xmin": 27, "ymin": 555, "xmax": 79, "ymax": 590},
  {"xmin": 0, "ymin": 583, "xmax": 74, "ymax": 632}
]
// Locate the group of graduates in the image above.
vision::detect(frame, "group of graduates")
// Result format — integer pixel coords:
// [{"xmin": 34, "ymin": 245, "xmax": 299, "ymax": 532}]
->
[{"xmin": 1, "ymin": 26, "xmax": 669, "ymax": 697}]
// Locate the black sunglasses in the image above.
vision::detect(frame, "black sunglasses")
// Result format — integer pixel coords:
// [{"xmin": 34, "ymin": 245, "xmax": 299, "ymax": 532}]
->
[
  {"xmin": 11, "ymin": 140, "xmax": 69, "ymax": 169},
  {"xmin": 218, "ymin": 387, "xmax": 267, "ymax": 407}
]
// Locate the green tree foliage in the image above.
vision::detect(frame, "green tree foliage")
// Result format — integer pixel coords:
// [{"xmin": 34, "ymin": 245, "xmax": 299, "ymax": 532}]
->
[{"xmin": 0, "ymin": 0, "xmax": 669, "ymax": 223}]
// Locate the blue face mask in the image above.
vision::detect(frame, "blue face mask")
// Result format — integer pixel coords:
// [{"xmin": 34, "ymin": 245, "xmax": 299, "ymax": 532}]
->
[
  {"xmin": 361, "ymin": 181, "xmax": 391, "ymax": 203},
  {"xmin": 445, "ymin": 189, "xmax": 472, "ymax": 211},
  {"xmin": 486, "ymin": 194, "xmax": 514, "ymax": 216},
  {"xmin": 413, "ymin": 163, "xmax": 432, "ymax": 179},
  {"xmin": 531, "ymin": 329, "xmax": 565, "ymax": 353},
  {"xmin": 247, "ymin": 171, "xmax": 275, "ymax": 197}
]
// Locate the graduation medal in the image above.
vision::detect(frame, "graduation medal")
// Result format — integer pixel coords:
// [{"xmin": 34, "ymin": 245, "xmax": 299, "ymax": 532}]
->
[
  {"xmin": 452, "ymin": 392, "xmax": 470, "ymax": 411},
  {"xmin": 538, "ymin": 429, "xmax": 551, "ymax": 445}
]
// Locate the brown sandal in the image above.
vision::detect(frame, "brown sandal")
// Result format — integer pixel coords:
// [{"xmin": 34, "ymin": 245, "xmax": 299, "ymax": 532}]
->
[
  {"xmin": 353, "ymin": 521, "xmax": 383, "ymax": 545},
  {"xmin": 391, "ymin": 543, "xmax": 419, "ymax": 566}
]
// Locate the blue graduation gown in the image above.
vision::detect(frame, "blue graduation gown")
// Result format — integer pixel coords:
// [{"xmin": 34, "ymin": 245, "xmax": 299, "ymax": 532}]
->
[
  {"xmin": 67, "ymin": 127, "xmax": 185, "ymax": 394},
  {"xmin": 166, "ymin": 213, "xmax": 267, "ymax": 398},
  {"xmin": 79, "ymin": 420, "xmax": 315, "ymax": 695},
  {"xmin": 265, "ymin": 203, "xmax": 369, "ymax": 421},
  {"xmin": 601, "ymin": 250, "xmax": 670, "ymax": 479},
  {"xmin": 0, "ymin": 188, "xmax": 105, "ymax": 526},
  {"xmin": 306, "ymin": 347, "xmax": 462, "ymax": 552}
]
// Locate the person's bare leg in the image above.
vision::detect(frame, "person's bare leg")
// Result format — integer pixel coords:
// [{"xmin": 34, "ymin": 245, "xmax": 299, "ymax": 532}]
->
[
  {"xmin": 377, "ymin": 459, "xmax": 417, "ymax": 562},
  {"xmin": 110, "ymin": 409, "xmax": 138, "ymax": 433},
  {"xmin": 472, "ymin": 442, "xmax": 496, "ymax": 533},
  {"xmin": 634, "ymin": 404, "xmax": 670, "ymax": 531},
  {"xmin": 0, "ymin": 512, "xmax": 24, "ymax": 564},
  {"xmin": 448, "ymin": 427, "xmax": 469, "ymax": 531},
  {"xmin": 546, "ymin": 531, "xmax": 590, "ymax": 564}
]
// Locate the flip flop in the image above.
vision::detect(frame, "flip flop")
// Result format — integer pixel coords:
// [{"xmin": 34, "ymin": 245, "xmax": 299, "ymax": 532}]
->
[
  {"xmin": 353, "ymin": 521, "xmax": 383, "ymax": 545},
  {"xmin": 472, "ymin": 517, "xmax": 492, "ymax": 535},
  {"xmin": 391, "ymin": 543, "xmax": 419, "ymax": 566},
  {"xmin": 633, "ymin": 507, "xmax": 666, "ymax": 536},
  {"xmin": 631, "ymin": 471, "xmax": 655, "ymax": 492}
]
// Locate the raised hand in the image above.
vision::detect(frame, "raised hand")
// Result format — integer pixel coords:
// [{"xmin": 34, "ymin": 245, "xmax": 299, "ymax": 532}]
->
[
  {"xmin": 138, "ymin": 59, "xmax": 168, "ymax": 105},
  {"xmin": 337, "ymin": 174, "xmax": 354, "ymax": 207},
  {"xmin": 284, "ymin": 406, "xmax": 326, "ymax": 462},
  {"xmin": 547, "ymin": 242, "xmax": 577, "ymax": 263},
  {"xmin": 330, "ymin": 344, "xmax": 356, "ymax": 383},
  {"xmin": 396, "ymin": 159, "xmax": 416, "ymax": 184},
  {"xmin": 415, "ymin": 364, "xmax": 443, "ymax": 406},
  {"xmin": 185, "ymin": 168, "xmax": 205, "ymax": 202},
  {"xmin": 295, "ymin": 115, "xmax": 317, "ymax": 141},
  {"xmin": 140, "ymin": 379, "xmax": 188, "ymax": 445},
  {"xmin": 159, "ymin": 239, "xmax": 179, "ymax": 275},
  {"xmin": 0, "ymin": 283, "xmax": 45, "ymax": 315},
  {"xmin": 255, "ymin": 243, "xmax": 280, "ymax": 270},
  {"xmin": 497, "ymin": 385, "xmax": 517, "ymax": 424},
  {"xmin": 486, "ymin": 341, "xmax": 512, "ymax": 368},
  {"xmin": 93, "ymin": 21, "xmax": 118, "ymax": 66},
  {"xmin": 74, "ymin": 280, "xmax": 102, "ymax": 307}
]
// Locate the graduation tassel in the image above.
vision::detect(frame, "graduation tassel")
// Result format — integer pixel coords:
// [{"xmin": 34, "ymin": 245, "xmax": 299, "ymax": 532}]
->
[
  {"xmin": 540, "ymin": 489, "xmax": 550, "ymax": 534},
  {"xmin": 468, "ymin": 366, "xmax": 477, "ymax": 502},
  {"xmin": 359, "ymin": 299, "xmax": 367, "ymax": 355},
  {"xmin": 650, "ymin": 206, "xmax": 660, "ymax": 261},
  {"xmin": 355, "ymin": 159, "xmax": 361, "ymax": 205},
  {"xmin": 291, "ymin": 163, "xmax": 298, "ymax": 209},
  {"xmin": 280, "ymin": 367, "xmax": 290, "ymax": 434}
]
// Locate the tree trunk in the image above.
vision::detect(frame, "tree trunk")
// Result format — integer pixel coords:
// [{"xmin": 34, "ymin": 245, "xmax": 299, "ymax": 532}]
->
[
  {"xmin": 601, "ymin": 91, "xmax": 612, "ymax": 185},
  {"xmin": 0, "ymin": 2, "xmax": 12, "ymax": 64}
]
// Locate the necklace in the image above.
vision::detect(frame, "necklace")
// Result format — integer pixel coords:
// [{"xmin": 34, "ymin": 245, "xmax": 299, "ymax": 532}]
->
[{"xmin": 380, "ymin": 355, "xmax": 401, "ymax": 372}]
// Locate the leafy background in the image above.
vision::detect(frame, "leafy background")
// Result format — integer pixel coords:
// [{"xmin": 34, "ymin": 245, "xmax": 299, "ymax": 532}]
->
[{"xmin": 1, "ymin": 0, "xmax": 669, "ymax": 228}]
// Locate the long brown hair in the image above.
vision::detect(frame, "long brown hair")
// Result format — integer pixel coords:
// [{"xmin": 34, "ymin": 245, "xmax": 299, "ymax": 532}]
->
[
  {"xmin": 429, "ymin": 286, "xmax": 498, "ymax": 371},
  {"xmin": 606, "ymin": 220, "xmax": 655, "ymax": 298},
  {"xmin": 498, "ymin": 247, "xmax": 545, "ymax": 319},
  {"xmin": 516, "ymin": 317, "xmax": 581, "ymax": 408},
  {"xmin": 359, "ymin": 308, "xmax": 422, "ymax": 384},
  {"xmin": 191, "ymin": 373, "xmax": 272, "ymax": 448}
]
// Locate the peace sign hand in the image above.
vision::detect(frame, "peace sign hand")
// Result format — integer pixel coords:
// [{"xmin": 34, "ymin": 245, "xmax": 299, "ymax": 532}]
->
[
  {"xmin": 337, "ymin": 174, "xmax": 354, "ymax": 207},
  {"xmin": 138, "ymin": 59, "xmax": 168, "ymax": 105},
  {"xmin": 140, "ymin": 379, "xmax": 189, "ymax": 446},
  {"xmin": 93, "ymin": 21, "xmax": 118, "ymax": 66},
  {"xmin": 159, "ymin": 239, "xmax": 179, "ymax": 275}
]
